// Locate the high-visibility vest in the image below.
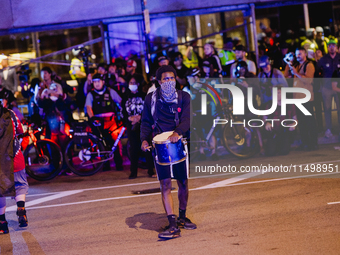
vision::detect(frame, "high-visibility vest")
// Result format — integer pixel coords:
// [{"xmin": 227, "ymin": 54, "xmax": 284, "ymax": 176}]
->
[
  {"xmin": 183, "ymin": 50, "xmax": 199, "ymax": 68},
  {"xmin": 301, "ymin": 39, "xmax": 319, "ymax": 52},
  {"xmin": 69, "ymin": 58, "xmax": 85, "ymax": 80},
  {"xmin": 218, "ymin": 50, "xmax": 236, "ymax": 66}
]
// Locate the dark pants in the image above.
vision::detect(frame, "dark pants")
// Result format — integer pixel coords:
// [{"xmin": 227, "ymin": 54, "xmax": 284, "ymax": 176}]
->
[
  {"xmin": 128, "ymin": 126, "xmax": 154, "ymax": 176},
  {"xmin": 296, "ymin": 101, "xmax": 318, "ymax": 148},
  {"xmin": 265, "ymin": 129, "xmax": 292, "ymax": 156},
  {"xmin": 313, "ymin": 91, "xmax": 323, "ymax": 132}
]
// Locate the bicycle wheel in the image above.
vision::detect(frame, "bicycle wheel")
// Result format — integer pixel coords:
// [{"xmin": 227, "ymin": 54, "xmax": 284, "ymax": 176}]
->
[
  {"xmin": 64, "ymin": 134, "xmax": 105, "ymax": 176},
  {"xmin": 24, "ymin": 140, "xmax": 63, "ymax": 181},
  {"xmin": 222, "ymin": 124, "xmax": 258, "ymax": 158}
]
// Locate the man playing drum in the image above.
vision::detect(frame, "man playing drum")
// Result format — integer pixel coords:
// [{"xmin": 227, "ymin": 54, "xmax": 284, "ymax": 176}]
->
[{"xmin": 141, "ymin": 65, "xmax": 196, "ymax": 239}]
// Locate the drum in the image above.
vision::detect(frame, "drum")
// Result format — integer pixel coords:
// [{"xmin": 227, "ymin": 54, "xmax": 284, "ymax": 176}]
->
[{"xmin": 152, "ymin": 131, "xmax": 187, "ymax": 166}]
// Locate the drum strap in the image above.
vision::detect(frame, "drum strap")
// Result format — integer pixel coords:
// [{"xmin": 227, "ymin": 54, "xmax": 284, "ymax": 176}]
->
[
  {"xmin": 151, "ymin": 88, "xmax": 183, "ymax": 130},
  {"xmin": 171, "ymin": 91, "xmax": 182, "ymax": 127}
]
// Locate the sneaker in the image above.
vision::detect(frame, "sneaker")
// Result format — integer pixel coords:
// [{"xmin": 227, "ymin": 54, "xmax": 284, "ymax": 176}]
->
[
  {"xmin": 158, "ymin": 226, "xmax": 181, "ymax": 239},
  {"xmin": 0, "ymin": 221, "xmax": 9, "ymax": 234},
  {"xmin": 177, "ymin": 217, "xmax": 197, "ymax": 230},
  {"xmin": 324, "ymin": 129, "xmax": 333, "ymax": 138},
  {"xmin": 17, "ymin": 208, "xmax": 28, "ymax": 227}
]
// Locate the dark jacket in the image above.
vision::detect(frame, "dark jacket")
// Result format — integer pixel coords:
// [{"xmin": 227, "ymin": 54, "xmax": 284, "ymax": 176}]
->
[
  {"xmin": 0, "ymin": 107, "xmax": 15, "ymax": 196},
  {"xmin": 140, "ymin": 87, "xmax": 190, "ymax": 142},
  {"xmin": 317, "ymin": 53, "xmax": 340, "ymax": 89}
]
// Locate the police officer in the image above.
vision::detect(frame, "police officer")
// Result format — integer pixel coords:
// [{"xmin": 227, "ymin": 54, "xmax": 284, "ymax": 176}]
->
[{"xmin": 85, "ymin": 73, "xmax": 124, "ymax": 171}]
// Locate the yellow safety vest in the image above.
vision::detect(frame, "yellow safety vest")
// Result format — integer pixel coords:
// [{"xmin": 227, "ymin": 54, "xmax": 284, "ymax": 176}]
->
[
  {"xmin": 183, "ymin": 50, "xmax": 199, "ymax": 68},
  {"xmin": 218, "ymin": 50, "xmax": 236, "ymax": 66},
  {"xmin": 69, "ymin": 58, "xmax": 86, "ymax": 80}
]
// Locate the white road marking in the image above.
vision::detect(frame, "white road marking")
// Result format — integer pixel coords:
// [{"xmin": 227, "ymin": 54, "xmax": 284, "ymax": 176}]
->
[
  {"xmin": 195, "ymin": 159, "xmax": 340, "ymax": 190},
  {"xmin": 6, "ymin": 190, "xmax": 83, "ymax": 212},
  {"xmin": 327, "ymin": 201, "xmax": 340, "ymax": 205},
  {"xmin": 191, "ymin": 172, "xmax": 339, "ymax": 190},
  {"xmin": 194, "ymin": 171, "xmax": 261, "ymax": 190},
  {"xmin": 21, "ymin": 171, "xmax": 340, "ymax": 211},
  {"xmin": 25, "ymin": 158, "xmax": 340, "ymax": 198},
  {"xmin": 25, "ymin": 173, "xmax": 236, "ymax": 198},
  {"xmin": 26, "ymin": 180, "xmax": 161, "ymax": 197},
  {"xmin": 25, "ymin": 192, "xmax": 162, "ymax": 210}
]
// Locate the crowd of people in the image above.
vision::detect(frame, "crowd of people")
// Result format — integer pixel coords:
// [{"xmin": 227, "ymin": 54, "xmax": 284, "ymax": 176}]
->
[
  {"xmin": 0, "ymin": 26, "xmax": 340, "ymax": 170},
  {"xmin": 2, "ymin": 24, "xmax": 340, "ymax": 238}
]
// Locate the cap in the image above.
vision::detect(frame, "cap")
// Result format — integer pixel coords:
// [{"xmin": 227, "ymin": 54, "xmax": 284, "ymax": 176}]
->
[
  {"xmin": 157, "ymin": 55, "xmax": 168, "ymax": 63},
  {"xmin": 202, "ymin": 60, "xmax": 211, "ymax": 67},
  {"xmin": 327, "ymin": 39, "xmax": 337, "ymax": 46},
  {"xmin": 188, "ymin": 68, "xmax": 200, "ymax": 77},
  {"xmin": 259, "ymin": 55, "xmax": 270, "ymax": 68},
  {"xmin": 127, "ymin": 60, "xmax": 137, "ymax": 68},
  {"xmin": 92, "ymin": 73, "xmax": 104, "ymax": 81},
  {"xmin": 235, "ymin": 45, "xmax": 246, "ymax": 52}
]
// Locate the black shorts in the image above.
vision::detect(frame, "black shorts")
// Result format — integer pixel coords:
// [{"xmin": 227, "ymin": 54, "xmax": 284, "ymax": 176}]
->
[{"xmin": 155, "ymin": 160, "xmax": 188, "ymax": 181}]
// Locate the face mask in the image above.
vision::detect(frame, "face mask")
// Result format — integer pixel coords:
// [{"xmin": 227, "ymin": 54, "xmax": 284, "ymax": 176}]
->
[
  {"xmin": 161, "ymin": 80, "xmax": 176, "ymax": 101},
  {"xmin": 129, "ymin": 84, "xmax": 138, "ymax": 92}
]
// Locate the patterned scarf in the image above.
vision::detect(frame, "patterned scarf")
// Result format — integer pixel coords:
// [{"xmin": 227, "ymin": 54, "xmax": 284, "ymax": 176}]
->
[{"xmin": 160, "ymin": 81, "xmax": 176, "ymax": 102}]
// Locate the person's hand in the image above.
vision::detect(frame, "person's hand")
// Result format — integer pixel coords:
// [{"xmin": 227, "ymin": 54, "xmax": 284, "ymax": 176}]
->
[
  {"xmin": 141, "ymin": 140, "xmax": 150, "ymax": 151},
  {"xmin": 90, "ymin": 117, "xmax": 101, "ymax": 127},
  {"xmin": 265, "ymin": 122, "xmax": 272, "ymax": 131},
  {"xmin": 168, "ymin": 132, "xmax": 180, "ymax": 143},
  {"xmin": 289, "ymin": 65, "xmax": 298, "ymax": 76},
  {"xmin": 132, "ymin": 115, "xmax": 141, "ymax": 125},
  {"xmin": 87, "ymin": 73, "xmax": 92, "ymax": 82}
]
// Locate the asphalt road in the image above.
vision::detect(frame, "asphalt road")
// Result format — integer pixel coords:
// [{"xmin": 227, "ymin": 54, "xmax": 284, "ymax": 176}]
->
[{"xmin": 1, "ymin": 143, "xmax": 340, "ymax": 255}]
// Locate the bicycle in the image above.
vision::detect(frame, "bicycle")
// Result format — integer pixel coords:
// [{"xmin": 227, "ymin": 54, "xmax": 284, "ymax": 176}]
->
[
  {"xmin": 189, "ymin": 103, "xmax": 259, "ymax": 160},
  {"xmin": 64, "ymin": 118, "xmax": 126, "ymax": 176},
  {"xmin": 22, "ymin": 121, "xmax": 64, "ymax": 181}
]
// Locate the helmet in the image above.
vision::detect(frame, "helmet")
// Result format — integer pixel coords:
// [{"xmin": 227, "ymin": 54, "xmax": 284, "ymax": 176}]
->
[
  {"xmin": 299, "ymin": 28, "xmax": 306, "ymax": 37},
  {"xmin": 324, "ymin": 26, "xmax": 331, "ymax": 37},
  {"xmin": 257, "ymin": 32, "xmax": 266, "ymax": 41},
  {"xmin": 315, "ymin": 26, "xmax": 323, "ymax": 33},
  {"xmin": 72, "ymin": 48, "xmax": 80, "ymax": 56},
  {"xmin": 286, "ymin": 30, "xmax": 294, "ymax": 38}
]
